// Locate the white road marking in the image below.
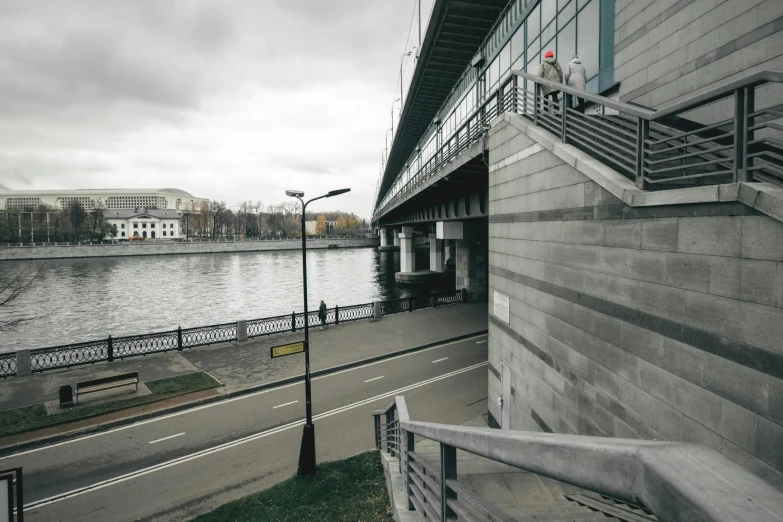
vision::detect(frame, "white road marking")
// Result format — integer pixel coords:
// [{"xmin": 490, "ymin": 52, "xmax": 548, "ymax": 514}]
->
[
  {"xmin": 364, "ymin": 376, "xmax": 384, "ymax": 383},
  {"xmin": 2, "ymin": 333, "xmax": 487, "ymax": 459},
  {"xmin": 432, "ymin": 357, "xmax": 449, "ymax": 363},
  {"xmin": 23, "ymin": 361, "xmax": 487, "ymax": 511},
  {"xmin": 148, "ymin": 433, "xmax": 185, "ymax": 445},
  {"xmin": 273, "ymin": 400, "xmax": 298, "ymax": 409},
  {"xmin": 476, "ymin": 340, "xmax": 487, "ymax": 344}
]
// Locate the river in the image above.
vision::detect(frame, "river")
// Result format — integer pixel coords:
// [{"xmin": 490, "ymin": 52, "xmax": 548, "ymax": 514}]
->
[{"xmin": 0, "ymin": 247, "xmax": 453, "ymax": 352}]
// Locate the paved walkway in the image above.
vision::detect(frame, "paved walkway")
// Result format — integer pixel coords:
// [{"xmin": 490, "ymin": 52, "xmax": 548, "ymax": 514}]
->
[{"xmin": 0, "ymin": 303, "xmax": 487, "ymax": 412}]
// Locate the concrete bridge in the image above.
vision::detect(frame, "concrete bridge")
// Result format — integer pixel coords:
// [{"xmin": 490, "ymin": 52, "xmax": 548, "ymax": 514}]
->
[{"xmin": 372, "ymin": 0, "xmax": 783, "ymax": 507}]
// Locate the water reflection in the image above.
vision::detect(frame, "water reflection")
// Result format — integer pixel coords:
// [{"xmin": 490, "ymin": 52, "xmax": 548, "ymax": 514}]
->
[{"xmin": 0, "ymin": 247, "xmax": 454, "ymax": 351}]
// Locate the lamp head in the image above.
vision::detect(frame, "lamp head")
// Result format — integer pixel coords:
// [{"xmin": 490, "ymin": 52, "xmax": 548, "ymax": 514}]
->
[
  {"xmin": 327, "ymin": 188, "xmax": 351, "ymax": 197},
  {"xmin": 286, "ymin": 190, "xmax": 305, "ymax": 198}
]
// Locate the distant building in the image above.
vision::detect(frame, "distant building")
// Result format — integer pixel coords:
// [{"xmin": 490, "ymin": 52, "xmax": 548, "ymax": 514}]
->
[
  {"xmin": 103, "ymin": 209, "xmax": 181, "ymax": 240},
  {"xmin": 0, "ymin": 188, "xmax": 207, "ymax": 211},
  {"xmin": 305, "ymin": 220, "xmax": 336, "ymax": 234}
]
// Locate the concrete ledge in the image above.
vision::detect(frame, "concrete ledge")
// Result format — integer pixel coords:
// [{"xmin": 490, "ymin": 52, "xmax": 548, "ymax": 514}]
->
[
  {"xmin": 378, "ymin": 245, "xmax": 401, "ymax": 251},
  {"xmin": 500, "ymin": 112, "xmax": 783, "ymax": 224},
  {"xmin": 394, "ymin": 270, "xmax": 440, "ymax": 283},
  {"xmin": 380, "ymin": 450, "xmax": 421, "ymax": 522}
]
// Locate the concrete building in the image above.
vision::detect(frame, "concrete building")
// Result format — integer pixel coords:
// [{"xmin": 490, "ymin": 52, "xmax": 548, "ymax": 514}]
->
[
  {"xmin": 0, "ymin": 188, "xmax": 207, "ymax": 211},
  {"xmin": 304, "ymin": 220, "xmax": 336, "ymax": 235},
  {"xmin": 372, "ymin": 0, "xmax": 783, "ymax": 492},
  {"xmin": 103, "ymin": 209, "xmax": 181, "ymax": 240}
]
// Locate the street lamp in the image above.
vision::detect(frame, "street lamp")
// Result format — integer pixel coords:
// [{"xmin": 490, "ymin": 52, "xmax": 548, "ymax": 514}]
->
[{"xmin": 286, "ymin": 187, "xmax": 351, "ymax": 475}]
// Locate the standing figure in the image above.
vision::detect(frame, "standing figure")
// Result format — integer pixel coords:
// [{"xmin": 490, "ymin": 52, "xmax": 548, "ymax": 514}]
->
[
  {"xmin": 565, "ymin": 55, "xmax": 587, "ymax": 113},
  {"xmin": 318, "ymin": 300, "xmax": 327, "ymax": 329},
  {"xmin": 538, "ymin": 50, "xmax": 563, "ymax": 113}
]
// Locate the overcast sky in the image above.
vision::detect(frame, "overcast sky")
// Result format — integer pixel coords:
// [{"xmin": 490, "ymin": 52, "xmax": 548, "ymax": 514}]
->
[{"xmin": 0, "ymin": 0, "xmax": 425, "ymax": 218}]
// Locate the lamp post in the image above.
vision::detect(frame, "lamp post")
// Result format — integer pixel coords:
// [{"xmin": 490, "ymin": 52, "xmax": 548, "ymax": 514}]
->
[{"xmin": 286, "ymin": 187, "xmax": 351, "ymax": 476}]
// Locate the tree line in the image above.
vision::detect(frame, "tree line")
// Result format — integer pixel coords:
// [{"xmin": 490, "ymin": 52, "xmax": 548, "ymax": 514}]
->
[{"xmin": 0, "ymin": 202, "xmax": 116, "ymax": 243}]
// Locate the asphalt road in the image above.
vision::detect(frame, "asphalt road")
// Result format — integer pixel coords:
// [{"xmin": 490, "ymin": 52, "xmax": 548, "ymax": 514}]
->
[{"xmin": 1, "ymin": 333, "xmax": 490, "ymax": 521}]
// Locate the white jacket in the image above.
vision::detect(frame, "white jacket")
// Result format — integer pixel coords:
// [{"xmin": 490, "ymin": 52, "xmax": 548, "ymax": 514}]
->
[{"xmin": 565, "ymin": 57, "xmax": 587, "ymax": 90}]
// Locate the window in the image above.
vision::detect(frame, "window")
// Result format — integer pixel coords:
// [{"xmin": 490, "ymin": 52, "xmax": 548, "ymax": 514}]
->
[
  {"xmin": 559, "ymin": 18, "xmax": 576, "ymax": 64},
  {"xmin": 499, "ymin": 41, "xmax": 511, "ymax": 77},
  {"xmin": 133, "ymin": 223, "xmax": 138, "ymax": 228},
  {"xmin": 150, "ymin": 223, "xmax": 155, "ymax": 228},
  {"xmin": 511, "ymin": 25, "xmax": 524, "ymax": 64},
  {"xmin": 142, "ymin": 223, "xmax": 147, "ymax": 229},
  {"xmin": 121, "ymin": 231, "xmax": 125, "ymax": 237},
  {"xmin": 163, "ymin": 231, "xmax": 167, "ymax": 236},
  {"xmin": 559, "ymin": 0, "xmax": 576, "ymax": 26},
  {"xmin": 527, "ymin": 4, "xmax": 540, "ymax": 48},
  {"xmin": 162, "ymin": 223, "xmax": 166, "ymax": 229},
  {"xmin": 121, "ymin": 224, "xmax": 125, "ymax": 229},
  {"xmin": 541, "ymin": 0, "xmax": 557, "ymax": 29},
  {"xmin": 577, "ymin": 0, "xmax": 599, "ymax": 79}
]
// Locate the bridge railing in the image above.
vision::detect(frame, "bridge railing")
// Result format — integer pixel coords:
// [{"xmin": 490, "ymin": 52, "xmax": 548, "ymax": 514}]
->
[
  {"xmin": 1, "ymin": 290, "xmax": 464, "ymax": 378},
  {"xmin": 373, "ymin": 395, "xmax": 783, "ymax": 522},
  {"xmin": 374, "ymin": 69, "xmax": 783, "ymax": 219}
]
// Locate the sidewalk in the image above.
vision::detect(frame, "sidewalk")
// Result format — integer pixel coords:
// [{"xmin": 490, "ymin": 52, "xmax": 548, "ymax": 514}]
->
[{"xmin": 0, "ymin": 303, "xmax": 487, "ymax": 413}]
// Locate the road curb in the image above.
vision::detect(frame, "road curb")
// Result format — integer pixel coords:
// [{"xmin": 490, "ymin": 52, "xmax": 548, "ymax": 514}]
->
[{"xmin": 0, "ymin": 329, "xmax": 488, "ymax": 457}]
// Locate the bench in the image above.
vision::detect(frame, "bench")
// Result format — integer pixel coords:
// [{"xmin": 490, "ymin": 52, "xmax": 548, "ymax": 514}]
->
[{"xmin": 75, "ymin": 371, "xmax": 139, "ymax": 404}]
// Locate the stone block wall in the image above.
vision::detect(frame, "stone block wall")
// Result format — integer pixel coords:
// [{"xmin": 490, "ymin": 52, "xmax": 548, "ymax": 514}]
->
[
  {"xmin": 456, "ymin": 238, "xmax": 488, "ymax": 303},
  {"xmin": 487, "ymin": 116, "xmax": 783, "ymax": 489},
  {"xmin": 614, "ymin": 0, "xmax": 783, "ymax": 116}
]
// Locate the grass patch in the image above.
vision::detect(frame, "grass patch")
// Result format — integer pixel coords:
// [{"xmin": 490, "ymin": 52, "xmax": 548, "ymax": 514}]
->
[
  {"xmin": 0, "ymin": 371, "xmax": 220, "ymax": 438},
  {"xmin": 192, "ymin": 451, "xmax": 392, "ymax": 522}
]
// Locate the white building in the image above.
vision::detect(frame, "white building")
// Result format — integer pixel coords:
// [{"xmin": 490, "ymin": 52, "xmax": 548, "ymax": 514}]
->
[
  {"xmin": 0, "ymin": 188, "xmax": 207, "ymax": 211},
  {"xmin": 104, "ymin": 209, "xmax": 181, "ymax": 240}
]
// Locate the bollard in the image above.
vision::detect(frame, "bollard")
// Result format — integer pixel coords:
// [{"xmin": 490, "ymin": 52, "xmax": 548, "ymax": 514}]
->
[
  {"xmin": 237, "ymin": 320, "xmax": 247, "ymax": 342},
  {"xmin": 461, "ymin": 288, "xmax": 468, "ymax": 303},
  {"xmin": 177, "ymin": 326, "xmax": 183, "ymax": 350},
  {"xmin": 373, "ymin": 301, "xmax": 382, "ymax": 319},
  {"xmin": 107, "ymin": 335, "xmax": 114, "ymax": 362},
  {"xmin": 409, "ymin": 296, "xmax": 414, "ymax": 312},
  {"xmin": 335, "ymin": 305, "xmax": 340, "ymax": 325},
  {"xmin": 16, "ymin": 349, "xmax": 32, "ymax": 377}
]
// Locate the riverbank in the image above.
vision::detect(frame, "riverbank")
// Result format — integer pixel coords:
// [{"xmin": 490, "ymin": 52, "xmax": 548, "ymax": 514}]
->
[{"xmin": 0, "ymin": 237, "xmax": 379, "ymax": 261}]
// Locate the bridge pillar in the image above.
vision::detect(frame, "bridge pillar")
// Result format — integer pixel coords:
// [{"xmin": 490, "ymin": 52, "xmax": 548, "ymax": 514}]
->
[
  {"xmin": 399, "ymin": 226, "xmax": 415, "ymax": 273},
  {"xmin": 393, "ymin": 230, "xmax": 400, "ymax": 247},
  {"xmin": 456, "ymin": 239, "xmax": 488, "ymax": 303},
  {"xmin": 429, "ymin": 233, "xmax": 445, "ymax": 273},
  {"xmin": 379, "ymin": 228, "xmax": 389, "ymax": 247}
]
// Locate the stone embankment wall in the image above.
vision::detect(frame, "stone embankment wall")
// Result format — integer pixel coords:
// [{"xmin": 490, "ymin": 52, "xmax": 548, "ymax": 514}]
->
[
  {"xmin": 487, "ymin": 116, "xmax": 783, "ymax": 489},
  {"xmin": 0, "ymin": 238, "xmax": 379, "ymax": 261}
]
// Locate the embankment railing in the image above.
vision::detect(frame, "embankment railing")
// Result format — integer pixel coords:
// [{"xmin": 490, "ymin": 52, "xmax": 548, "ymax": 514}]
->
[
  {"xmin": 374, "ymin": 395, "xmax": 783, "ymax": 522},
  {"xmin": 1, "ymin": 290, "xmax": 465, "ymax": 378}
]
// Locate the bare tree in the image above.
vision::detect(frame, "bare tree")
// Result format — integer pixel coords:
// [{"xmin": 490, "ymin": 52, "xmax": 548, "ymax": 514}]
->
[{"xmin": 0, "ymin": 265, "xmax": 42, "ymax": 332}]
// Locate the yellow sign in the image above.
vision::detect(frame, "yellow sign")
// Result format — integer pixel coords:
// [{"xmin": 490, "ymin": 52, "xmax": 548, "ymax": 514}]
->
[{"xmin": 271, "ymin": 341, "xmax": 305, "ymax": 358}]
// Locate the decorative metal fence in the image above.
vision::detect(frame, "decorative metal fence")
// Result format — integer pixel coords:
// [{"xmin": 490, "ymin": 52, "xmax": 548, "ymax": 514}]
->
[{"xmin": 1, "ymin": 290, "xmax": 463, "ymax": 377}]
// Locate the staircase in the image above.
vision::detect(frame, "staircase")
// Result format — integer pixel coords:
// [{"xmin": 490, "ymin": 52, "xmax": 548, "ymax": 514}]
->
[{"xmin": 410, "ymin": 416, "xmax": 658, "ymax": 522}]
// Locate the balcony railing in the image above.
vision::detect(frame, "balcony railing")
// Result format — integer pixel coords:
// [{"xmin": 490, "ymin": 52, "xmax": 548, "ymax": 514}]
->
[
  {"xmin": 374, "ymin": 69, "xmax": 783, "ymax": 220},
  {"xmin": 373, "ymin": 395, "xmax": 783, "ymax": 522}
]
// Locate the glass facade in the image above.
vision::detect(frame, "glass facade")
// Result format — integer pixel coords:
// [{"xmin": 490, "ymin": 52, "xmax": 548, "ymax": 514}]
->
[{"xmin": 377, "ymin": 0, "xmax": 611, "ymax": 212}]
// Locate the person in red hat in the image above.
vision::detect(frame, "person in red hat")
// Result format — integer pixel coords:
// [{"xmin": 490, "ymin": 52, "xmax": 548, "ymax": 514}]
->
[{"xmin": 538, "ymin": 50, "xmax": 563, "ymax": 113}]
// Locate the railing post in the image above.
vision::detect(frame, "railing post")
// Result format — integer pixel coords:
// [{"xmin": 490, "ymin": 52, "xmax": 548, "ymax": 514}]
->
[
  {"xmin": 409, "ymin": 296, "xmax": 414, "ymax": 312},
  {"xmin": 635, "ymin": 118, "xmax": 649, "ymax": 189},
  {"xmin": 374, "ymin": 414, "xmax": 381, "ymax": 449},
  {"xmin": 734, "ymin": 86, "xmax": 754, "ymax": 182},
  {"xmin": 440, "ymin": 443, "xmax": 457, "ymax": 522},
  {"xmin": 291, "ymin": 311, "xmax": 296, "ymax": 332},
  {"xmin": 561, "ymin": 93, "xmax": 569, "ymax": 143},
  {"xmin": 107, "ymin": 335, "xmax": 114, "ymax": 362},
  {"xmin": 434, "ymin": 292, "xmax": 439, "ymax": 308},
  {"xmin": 405, "ymin": 430, "xmax": 415, "ymax": 510},
  {"xmin": 533, "ymin": 83, "xmax": 540, "ymax": 126},
  {"xmin": 512, "ymin": 74, "xmax": 519, "ymax": 113},
  {"xmin": 335, "ymin": 305, "xmax": 339, "ymax": 325},
  {"xmin": 177, "ymin": 326, "xmax": 183, "ymax": 351},
  {"xmin": 385, "ymin": 410, "xmax": 393, "ymax": 455}
]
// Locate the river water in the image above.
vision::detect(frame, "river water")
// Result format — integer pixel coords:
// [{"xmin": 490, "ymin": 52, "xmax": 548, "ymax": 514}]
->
[{"xmin": 0, "ymin": 247, "xmax": 452, "ymax": 352}]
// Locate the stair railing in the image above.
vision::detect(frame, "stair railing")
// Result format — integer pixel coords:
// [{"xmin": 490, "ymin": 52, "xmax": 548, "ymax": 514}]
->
[
  {"xmin": 373, "ymin": 395, "xmax": 783, "ymax": 522},
  {"xmin": 512, "ymin": 69, "xmax": 783, "ymax": 190}
]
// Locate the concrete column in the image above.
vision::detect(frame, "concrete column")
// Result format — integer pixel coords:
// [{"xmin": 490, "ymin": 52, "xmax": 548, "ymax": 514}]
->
[
  {"xmin": 16, "ymin": 349, "xmax": 31, "ymax": 377},
  {"xmin": 456, "ymin": 239, "xmax": 488, "ymax": 303},
  {"xmin": 379, "ymin": 228, "xmax": 388, "ymax": 247},
  {"xmin": 373, "ymin": 301, "xmax": 382, "ymax": 319},
  {"xmin": 237, "ymin": 320, "xmax": 247, "ymax": 342},
  {"xmin": 399, "ymin": 226, "xmax": 415, "ymax": 273},
  {"xmin": 429, "ymin": 233, "xmax": 445, "ymax": 273},
  {"xmin": 393, "ymin": 230, "xmax": 400, "ymax": 247}
]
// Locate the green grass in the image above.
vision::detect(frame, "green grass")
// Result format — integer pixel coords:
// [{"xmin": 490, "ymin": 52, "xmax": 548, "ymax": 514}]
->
[
  {"xmin": 192, "ymin": 451, "xmax": 392, "ymax": 522},
  {"xmin": 0, "ymin": 371, "xmax": 220, "ymax": 438}
]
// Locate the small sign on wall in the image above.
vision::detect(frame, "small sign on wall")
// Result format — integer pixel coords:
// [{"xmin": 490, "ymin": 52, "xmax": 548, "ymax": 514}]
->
[{"xmin": 494, "ymin": 291, "xmax": 510, "ymax": 324}]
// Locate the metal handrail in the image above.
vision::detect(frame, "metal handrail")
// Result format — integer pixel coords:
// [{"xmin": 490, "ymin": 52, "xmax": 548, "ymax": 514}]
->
[{"xmin": 374, "ymin": 395, "xmax": 783, "ymax": 522}]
